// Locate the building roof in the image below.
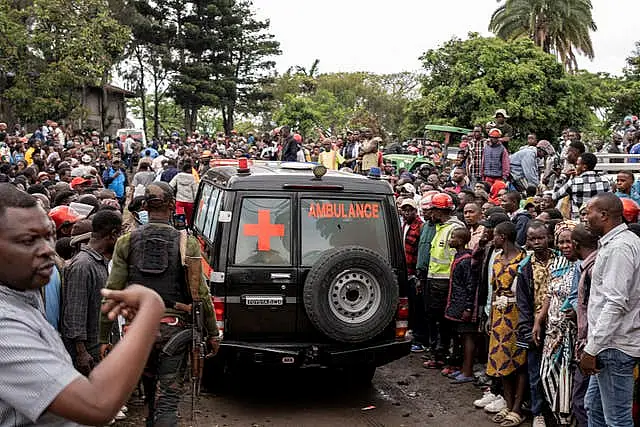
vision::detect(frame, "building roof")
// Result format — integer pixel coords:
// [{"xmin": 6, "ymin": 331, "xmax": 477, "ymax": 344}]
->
[{"xmin": 90, "ymin": 84, "xmax": 135, "ymax": 97}]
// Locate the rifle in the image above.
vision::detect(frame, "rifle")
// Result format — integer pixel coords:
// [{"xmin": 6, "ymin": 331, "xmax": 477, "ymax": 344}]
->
[{"xmin": 180, "ymin": 231, "xmax": 205, "ymax": 423}]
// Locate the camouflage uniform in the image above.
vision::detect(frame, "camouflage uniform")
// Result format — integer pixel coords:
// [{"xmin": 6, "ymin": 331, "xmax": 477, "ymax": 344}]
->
[{"xmin": 99, "ymin": 222, "xmax": 218, "ymax": 427}]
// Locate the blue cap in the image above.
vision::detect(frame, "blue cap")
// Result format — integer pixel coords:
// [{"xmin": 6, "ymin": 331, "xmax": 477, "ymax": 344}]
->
[{"xmin": 368, "ymin": 167, "xmax": 382, "ymax": 179}]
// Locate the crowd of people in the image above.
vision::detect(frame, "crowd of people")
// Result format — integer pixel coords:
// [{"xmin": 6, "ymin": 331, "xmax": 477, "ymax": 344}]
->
[
  {"xmin": 1, "ymin": 108, "xmax": 640, "ymax": 427},
  {"xmin": 393, "ymin": 110, "xmax": 640, "ymax": 427}
]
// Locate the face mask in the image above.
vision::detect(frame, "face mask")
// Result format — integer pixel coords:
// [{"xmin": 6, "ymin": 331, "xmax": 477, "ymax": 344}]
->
[{"xmin": 137, "ymin": 210, "xmax": 149, "ymax": 225}]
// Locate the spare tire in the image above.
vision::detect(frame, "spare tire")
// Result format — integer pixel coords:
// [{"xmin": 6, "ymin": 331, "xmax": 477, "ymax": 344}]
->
[{"xmin": 303, "ymin": 246, "xmax": 398, "ymax": 343}]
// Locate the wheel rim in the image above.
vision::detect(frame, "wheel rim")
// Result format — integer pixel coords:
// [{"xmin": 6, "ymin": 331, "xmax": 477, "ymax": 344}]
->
[{"xmin": 328, "ymin": 269, "xmax": 382, "ymax": 324}]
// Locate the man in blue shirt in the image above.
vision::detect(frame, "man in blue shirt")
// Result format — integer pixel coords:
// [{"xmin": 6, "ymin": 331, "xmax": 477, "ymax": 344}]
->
[
  {"xmin": 102, "ymin": 159, "xmax": 128, "ymax": 208},
  {"xmin": 43, "ymin": 265, "xmax": 62, "ymax": 330},
  {"xmin": 615, "ymin": 171, "xmax": 640, "ymax": 205},
  {"xmin": 509, "ymin": 133, "xmax": 542, "ymax": 186}
]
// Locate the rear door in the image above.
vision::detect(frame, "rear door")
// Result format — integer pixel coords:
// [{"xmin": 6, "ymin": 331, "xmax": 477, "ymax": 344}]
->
[
  {"xmin": 296, "ymin": 195, "xmax": 393, "ymax": 339},
  {"xmin": 224, "ymin": 194, "xmax": 298, "ymax": 340}
]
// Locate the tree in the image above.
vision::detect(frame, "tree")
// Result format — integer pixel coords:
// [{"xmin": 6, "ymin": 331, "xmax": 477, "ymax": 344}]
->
[
  {"xmin": 267, "ymin": 70, "xmax": 418, "ymax": 138},
  {"xmin": 0, "ymin": 0, "xmax": 129, "ymax": 124},
  {"xmin": 404, "ymin": 33, "xmax": 596, "ymax": 141},
  {"xmin": 218, "ymin": 0, "xmax": 280, "ymax": 135},
  {"xmin": 489, "ymin": 0, "xmax": 597, "ymax": 72},
  {"xmin": 119, "ymin": 0, "xmax": 171, "ymax": 139},
  {"xmin": 603, "ymin": 41, "xmax": 640, "ymax": 128},
  {"xmin": 148, "ymin": 0, "xmax": 239, "ymax": 134}
]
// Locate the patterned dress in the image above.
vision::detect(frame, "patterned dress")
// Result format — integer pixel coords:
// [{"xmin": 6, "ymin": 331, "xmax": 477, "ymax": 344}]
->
[
  {"xmin": 540, "ymin": 257, "xmax": 576, "ymax": 425},
  {"xmin": 487, "ymin": 250, "xmax": 527, "ymax": 377}
]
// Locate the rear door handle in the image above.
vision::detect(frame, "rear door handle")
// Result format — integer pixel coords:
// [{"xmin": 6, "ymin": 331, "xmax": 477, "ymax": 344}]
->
[{"xmin": 270, "ymin": 273, "xmax": 291, "ymax": 280}]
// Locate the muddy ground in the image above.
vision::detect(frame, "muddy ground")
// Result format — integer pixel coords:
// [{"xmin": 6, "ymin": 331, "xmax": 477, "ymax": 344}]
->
[{"xmin": 117, "ymin": 354, "xmax": 505, "ymax": 427}]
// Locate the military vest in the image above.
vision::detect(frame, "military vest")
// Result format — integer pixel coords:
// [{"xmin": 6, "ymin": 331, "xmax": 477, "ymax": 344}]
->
[{"xmin": 128, "ymin": 223, "xmax": 190, "ymax": 306}]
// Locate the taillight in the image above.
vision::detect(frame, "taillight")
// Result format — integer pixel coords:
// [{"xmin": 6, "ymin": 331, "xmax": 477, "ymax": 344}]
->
[
  {"xmin": 213, "ymin": 296, "xmax": 225, "ymax": 334},
  {"xmin": 395, "ymin": 297, "xmax": 409, "ymax": 339}
]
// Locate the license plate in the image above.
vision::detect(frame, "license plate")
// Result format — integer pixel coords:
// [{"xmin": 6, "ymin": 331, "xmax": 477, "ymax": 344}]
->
[{"xmin": 244, "ymin": 296, "xmax": 283, "ymax": 306}]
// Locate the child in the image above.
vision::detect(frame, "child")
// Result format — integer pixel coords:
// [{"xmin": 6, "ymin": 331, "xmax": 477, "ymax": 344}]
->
[{"xmin": 444, "ymin": 227, "xmax": 476, "ymax": 383}]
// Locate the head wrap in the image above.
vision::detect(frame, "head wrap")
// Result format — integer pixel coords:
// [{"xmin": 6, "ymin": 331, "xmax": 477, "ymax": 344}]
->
[
  {"xmin": 554, "ymin": 220, "xmax": 578, "ymax": 245},
  {"xmin": 488, "ymin": 180, "xmax": 507, "ymax": 205},
  {"xmin": 536, "ymin": 140, "xmax": 555, "ymax": 156}
]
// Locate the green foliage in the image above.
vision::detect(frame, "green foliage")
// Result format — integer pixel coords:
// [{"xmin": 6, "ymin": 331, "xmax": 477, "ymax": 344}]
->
[
  {"xmin": 489, "ymin": 0, "xmax": 597, "ymax": 72},
  {"xmin": 272, "ymin": 94, "xmax": 324, "ymax": 137},
  {"xmin": 129, "ymin": 96, "xmax": 225, "ymax": 136},
  {"xmin": 132, "ymin": 0, "xmax": 280, "ymax": 133},
  {"xmin": 218, "ymin": 0, "xmax": 281, "ymax": 134},
  {"xmin": 405, "ymin": 33, "xmax": 597, "ymax": 141},
  {"xmin": 269, "ymin": 69, "xmax": 418, "ymax": 138},
  {"xmin": 0, "ymin": 0, "xmax": 129, "ymax": 122}
]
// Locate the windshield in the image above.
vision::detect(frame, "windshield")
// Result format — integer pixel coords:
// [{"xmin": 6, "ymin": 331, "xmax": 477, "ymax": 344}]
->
[{"xmin": 300, "ymin": 199, "xmax": 389, "ymax": 266}]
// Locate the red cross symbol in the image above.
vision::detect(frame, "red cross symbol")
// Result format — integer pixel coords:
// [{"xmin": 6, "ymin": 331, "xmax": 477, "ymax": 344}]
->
[{"xmin": 243, "ymin": 210, "xmax": 285, "ymax": 251}]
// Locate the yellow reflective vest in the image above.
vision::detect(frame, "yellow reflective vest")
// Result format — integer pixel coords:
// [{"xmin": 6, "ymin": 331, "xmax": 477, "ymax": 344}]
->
[{"xmin": 427, "ymin": 220, "xmax": 465, "ymax": 280}]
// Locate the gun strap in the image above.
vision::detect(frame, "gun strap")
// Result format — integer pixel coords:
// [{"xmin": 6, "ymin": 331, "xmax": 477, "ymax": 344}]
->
[
  {"xmin": 179, "ymin": 229, "xmax": 188, "ymax": 268},
  {"xmin": 179, "ymin": 230, "xmax": 201, "ymax": 302}
]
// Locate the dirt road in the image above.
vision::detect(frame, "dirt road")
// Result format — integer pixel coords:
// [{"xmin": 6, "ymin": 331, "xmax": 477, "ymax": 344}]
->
[{"xmin": 120, "ymin": 354, "xmax": 499, "ymax": 426}]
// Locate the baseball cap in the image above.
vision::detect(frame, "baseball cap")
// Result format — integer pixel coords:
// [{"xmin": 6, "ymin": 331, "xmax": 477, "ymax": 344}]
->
[
  {"xmin": 399, "ymin": 198, "xmax": 418, "ymax": 210},
  {"xmin": 70, "ymin": 177, "xmax": 90, "ymax": 190},
  {"xmin": 48, "ymin": 206, "xmax": 81, "ymax": 230},
  {"xmin": 81, "ymin": 154, "xmax": 92, "ymax": 163},
  {"xmin": 488, "ymin": 128, "xmax": 503, "ymax": 138},
  {"xmin": 401, "ymin": 183, "xmax": 416, "ymax": 195},
  {"xmin": 480, "ymin": 213, "xmax": 511, "ymax": 228}
]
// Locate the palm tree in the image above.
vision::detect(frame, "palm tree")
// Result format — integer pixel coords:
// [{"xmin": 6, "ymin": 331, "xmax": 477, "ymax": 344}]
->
[
  {"xmin": 489, "ymin": 0, "xmax": 597, "ymax": 72},
  {"xmin": 285, "ymin": 59, "xmax": 320, "ymax": 94}
]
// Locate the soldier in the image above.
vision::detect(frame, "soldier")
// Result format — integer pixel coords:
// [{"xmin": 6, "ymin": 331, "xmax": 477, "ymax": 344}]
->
[{"xmin": 99, "ymin": 182, "xmax": 220, "ymax": 427}]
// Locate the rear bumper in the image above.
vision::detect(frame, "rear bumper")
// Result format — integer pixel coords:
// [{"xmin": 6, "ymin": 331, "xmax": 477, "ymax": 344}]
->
[{"xmin": 218, "ymin": 338, "xmax": 411, "ymax": 369}]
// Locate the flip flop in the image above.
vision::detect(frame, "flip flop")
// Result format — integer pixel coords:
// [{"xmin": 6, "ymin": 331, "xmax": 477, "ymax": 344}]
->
[
  {"xmin": 500, "ymin": 412, "xmax": 524, "ymax": 427},
  {"xmin": 422, "ymin": 360, "xmax": 445, "ymax": 369},
  {"xmin": 450, "ymin": 374, "xmax": 475, "ymax": 384},
  {"xmin": 492, "ymin": 408, "xmax": 510, "ymax": 423},
  {"xmin": 446, "ymin": 370, "xmax": 462, "ymax": 379},
  {"xmin": 441, "ymin": 367, "xmax": 458, "ymax": 376}
]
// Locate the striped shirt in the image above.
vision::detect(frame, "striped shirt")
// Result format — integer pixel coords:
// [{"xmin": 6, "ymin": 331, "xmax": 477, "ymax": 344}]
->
[
  {"xmin": 468, "ymin": 138, "xmax": 485, "ymax": 179},
  {"xmin": 0, "ymin": 285, "xmax": 82, "ymax": 426},
  {"xmin": 552, "ymin": 171, "xmax": 611, "ymax": 219}
]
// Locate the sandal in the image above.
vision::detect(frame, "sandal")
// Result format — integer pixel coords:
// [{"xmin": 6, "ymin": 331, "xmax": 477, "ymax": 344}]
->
[
  {"xmin": 500, "ymin": 412, "xmax": 524, "ymax": 427},
  {"xmin": 423, "ymin": 360, "xmax": 445, "ymax": 369},
  {"xmin": 491, "ymin": 408, "xmax": 510, "ymax": 423},
  {"xmin": 450, "ymin": 373, "xmax": 475, "ymax": 384},
  {"xmin": 441, "ymin": 367, "xmax": 459, "ymax": 376}
]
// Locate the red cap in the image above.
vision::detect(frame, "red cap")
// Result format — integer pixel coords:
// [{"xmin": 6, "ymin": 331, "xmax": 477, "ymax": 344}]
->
[
  {"xmin": 70, "ymin": 177, "xmax": 90, "ymax": 190},
  {"xmin": 621, "ymin": 198, "xmax": 639, "ymax": 223},
  {"xmin": 48, "ymin": 206, "xmax": 81, "ymax": 230},
  {"xmin": 293, "ymin": 133, "xmax": 302, "ymax": 143},
  {"xmin": 431, "ymin": 193, "xmax": 455, "ymax": 210}
]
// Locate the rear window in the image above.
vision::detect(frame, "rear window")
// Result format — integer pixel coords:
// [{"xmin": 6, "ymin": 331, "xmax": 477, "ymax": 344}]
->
[
  {"xmin": 300, "ymin": 199, "xmax": 389, "ymax": 266},
  {"xmin": 234, "ymin": 198, "xmax": 292, "ymax": 266},
  {"xmin": 193, "ymin": 183, "xmax": 221, "ymax": 243}
]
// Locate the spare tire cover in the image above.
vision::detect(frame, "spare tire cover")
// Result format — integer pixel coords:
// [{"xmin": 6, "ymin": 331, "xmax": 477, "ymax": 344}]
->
[{"xmin": 303, "ymin": 246, "xmax": 398, "ymax": 343}]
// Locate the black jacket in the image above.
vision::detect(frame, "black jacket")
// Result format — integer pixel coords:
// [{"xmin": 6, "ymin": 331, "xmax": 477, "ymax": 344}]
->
[
  {"xmin": 512, "ymin": 211, "xmax": 531, "ymax": 247},
  {"xmin": 516, "ymin": 258, "xmax": 535, "ymax": 349},
  {"xmin": 444, "ymin": 250, "xmax": 475, "ymax": 321},
  {"xmin": 281, "ymin": 136, "xmax": 299, "ymax": 162}
]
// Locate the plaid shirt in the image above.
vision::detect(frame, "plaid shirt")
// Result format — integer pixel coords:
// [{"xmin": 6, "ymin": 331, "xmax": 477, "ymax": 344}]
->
[
  {"xmin": 403, "ymin": 216, "xmax": 424, "ymax": 276},
  {"xmin": 468, "ymin": 138, "xmax": 485, "ymax": 178},
  {"xmin": 552, "ymin": 171, "xmax": 611, "ymax": 219}
]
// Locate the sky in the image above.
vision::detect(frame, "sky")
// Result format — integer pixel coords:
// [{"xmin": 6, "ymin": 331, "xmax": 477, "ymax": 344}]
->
[{"xmin": 252, "ymin": 0, "xmax": 640, "ymax": 76}]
